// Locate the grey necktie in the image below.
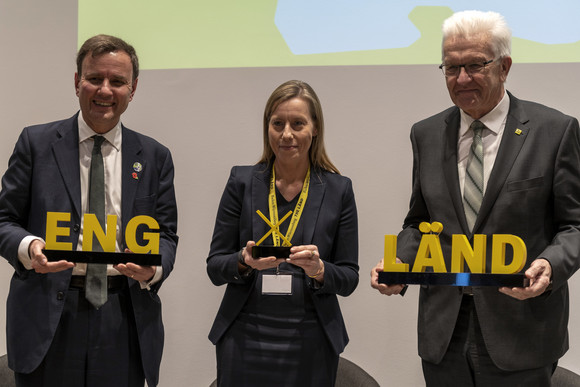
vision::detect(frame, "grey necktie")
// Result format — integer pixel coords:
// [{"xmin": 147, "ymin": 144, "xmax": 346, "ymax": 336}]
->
[
  {"xmin": 463, "ymin": 120, "xmax": 484, "ymax": 232},
  {"xmin": 86, "ymin": 135, "xmax": 107, "ymax": 309}
]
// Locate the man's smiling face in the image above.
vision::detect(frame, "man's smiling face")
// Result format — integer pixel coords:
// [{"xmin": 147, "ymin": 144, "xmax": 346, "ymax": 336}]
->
[{"xmin": 75, "ymin": 50, "xmax": 137, "ymax": 133}]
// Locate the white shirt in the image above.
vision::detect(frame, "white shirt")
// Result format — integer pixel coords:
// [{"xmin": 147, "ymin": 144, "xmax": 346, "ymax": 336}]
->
[{"xmin": 457, "ymin": 91, "xmax": 510, "ymax": 196}]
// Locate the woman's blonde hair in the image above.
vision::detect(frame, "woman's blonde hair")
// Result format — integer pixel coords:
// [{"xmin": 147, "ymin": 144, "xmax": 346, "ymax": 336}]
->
[{"xmin": 258, "ymin": 80, "xmax": 339, "ymax": 174}]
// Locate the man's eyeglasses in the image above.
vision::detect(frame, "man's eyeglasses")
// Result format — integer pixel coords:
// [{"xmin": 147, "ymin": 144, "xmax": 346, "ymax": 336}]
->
[{"xmin": 439, "ymin": 58, "xmax": 497, "ymax": 77}]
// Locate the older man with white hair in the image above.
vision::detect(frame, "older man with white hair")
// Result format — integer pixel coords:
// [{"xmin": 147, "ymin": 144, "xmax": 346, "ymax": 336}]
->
[{"xmin": 372, "ymin": 10, "xmax": 580, "ymax": 386}]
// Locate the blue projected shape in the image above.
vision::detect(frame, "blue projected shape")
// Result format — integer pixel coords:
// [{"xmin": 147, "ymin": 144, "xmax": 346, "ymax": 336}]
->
[
  {"xmin": 455, "ymin": 272, "xmax": 470, "ymax": 286},
  {"xmin": 275, "ymin": 1, "xmax": 580, "ymax": 55}
]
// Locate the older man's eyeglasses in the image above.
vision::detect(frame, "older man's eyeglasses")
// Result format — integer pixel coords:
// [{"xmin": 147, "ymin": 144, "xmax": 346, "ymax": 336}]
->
[{"xmin": 439, "ymin": 59, "xmax": 496, "ymax": 77}]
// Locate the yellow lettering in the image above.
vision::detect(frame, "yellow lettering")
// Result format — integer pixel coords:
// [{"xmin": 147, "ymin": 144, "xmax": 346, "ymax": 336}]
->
[
  {"xmin": 491, "ymin": 234, "xmax": 526, "ymax": 274},
  {"xmin": 451, "ymin": 234, "xmax": 486, "ymax": 273},
  {"xmin": 45, "ymin": 212, "xmax": 72, "ymax": 250},
  {"xmin": 83, "ymin": 214, "xmax": 117, "ymax": 252},
  {"xmin": 380, "ymin": 222, "xmax": 527, "ymax": 276},
  {"xmin": 125, "ymin": 215, "xmax": 160, "ymax": 254},
  {"xmin": 412, "ymin": 234, "xmax": 447, "ymax": 273},
  {"xmin": 382, "ymin": 235, "xmax": 409, "ymax": 272}
]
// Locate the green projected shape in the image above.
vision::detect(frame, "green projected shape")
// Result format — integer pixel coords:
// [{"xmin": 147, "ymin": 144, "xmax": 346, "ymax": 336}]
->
[{"xmin": 78, "ymin": 2, "xmax": 580, "ymax": 70}]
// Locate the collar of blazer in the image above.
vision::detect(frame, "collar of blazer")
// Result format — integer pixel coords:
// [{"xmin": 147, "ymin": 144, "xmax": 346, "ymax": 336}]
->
[
  {"xmin": 52, "ymin": 113, "xmax": 82, "ymax": 218},
  {"xmin": 121, "ymin": 126, "xmax": 145, "ymax": 231}
]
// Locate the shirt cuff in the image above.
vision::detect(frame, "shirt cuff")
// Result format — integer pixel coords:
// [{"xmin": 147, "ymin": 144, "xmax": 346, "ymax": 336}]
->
[
  {"xmin": 139, "ymin": 266, "xmax": 163, "ymax": 290},
  {"xmin": 18, "ymin": 236, "xmax": 44, "ymax": 270}
]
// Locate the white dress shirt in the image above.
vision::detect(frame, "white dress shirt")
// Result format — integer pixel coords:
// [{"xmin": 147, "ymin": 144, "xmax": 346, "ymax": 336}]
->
[{"xmin": 457, "ymin": 91, "xmax": 510, "ymax": 196}]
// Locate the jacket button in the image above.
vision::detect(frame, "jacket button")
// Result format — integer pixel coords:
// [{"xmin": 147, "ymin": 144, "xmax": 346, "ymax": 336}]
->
[
  {"xmin": 57, "ymin": 292, "xmax": 65, "ymax": 301},
  {"xmin": 73, "ymin": 224, "xmax": 80, "ymax": 233}
]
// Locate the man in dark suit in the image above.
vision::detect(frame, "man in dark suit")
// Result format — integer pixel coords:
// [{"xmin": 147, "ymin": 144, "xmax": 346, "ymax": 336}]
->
[
  {"xmin": 0, "ymin": 35, "xmax": 178, "ymax": 387},
  {"xmin": 371, "ymin": 10, "xmax": 580, "ymax": 385}
]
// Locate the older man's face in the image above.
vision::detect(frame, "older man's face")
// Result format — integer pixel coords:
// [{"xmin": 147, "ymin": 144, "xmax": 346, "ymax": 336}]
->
[{"xmin": 442, "ymin": 34, "xmax": 511, "ymax": 119}]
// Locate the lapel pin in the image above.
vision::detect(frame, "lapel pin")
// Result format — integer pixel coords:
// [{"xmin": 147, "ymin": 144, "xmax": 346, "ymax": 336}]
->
[
  {"xmin": 133, "ymin": 162, "xmax": 143, "ymax": 172},
  {"xmin": 515, "ymin": 128, "xmax": 522, "ymax": 135},
  {"xmin": 132, "ymin": 172, "xmax": 139, "ymax": 180}
]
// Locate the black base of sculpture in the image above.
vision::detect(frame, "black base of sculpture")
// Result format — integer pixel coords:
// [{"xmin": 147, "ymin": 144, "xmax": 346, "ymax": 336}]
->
[
  {"xmin": 378, "ymin": 272, "xmax": 529, "ymax": 287},
  {"xmin": 252, "ymin": 246, "xmax": 292, "ymax": 259},
  {"xmin": 43, "ymin": 249, "xmax": 161, "ymax": 266}
]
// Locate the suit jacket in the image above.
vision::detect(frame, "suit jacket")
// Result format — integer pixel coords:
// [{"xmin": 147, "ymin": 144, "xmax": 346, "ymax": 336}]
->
[
  {"xmin": 396, "ymin": 92, "xmax": 580, "ymax": 370},
  {"xmin": 207, "ymin": 164, "xmax": 359, "ymax": 355},
  {"xmin": 0, "ymin": 113, "xmax": 178, "ymax": 386}
]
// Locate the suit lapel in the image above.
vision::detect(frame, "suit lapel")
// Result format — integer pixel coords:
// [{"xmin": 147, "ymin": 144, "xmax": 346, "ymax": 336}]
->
[
  {"xmin": 442, "ymin": 109, "xmax": 470, "ymax": 233},
  {"xmin": 302, "ymin": 169, "xmax": 325, "ymax": 244},
  {"xmin": 121, "ymin": 127, "xmax": 144, "ymax": 231},
  {"xmin": 476, "ymin": 94, "xmax": 529, "ymax": 229},
  {"xmin": 52, "ymin": 115, "xmax": 82, "ymax": 218},
  {"xmin": 252, "ymin": 166, "xmax": 271, "ymax": 242}
]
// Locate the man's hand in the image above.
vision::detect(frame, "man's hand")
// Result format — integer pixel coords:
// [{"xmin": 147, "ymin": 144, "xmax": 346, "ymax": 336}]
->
[
  {"xmin": 499, "ymin": 258, "xmax": 552, "ymax": 300},
  {"xmin": 114, "ymin": 248, "xmax": 156, "ymax": 282},
  {"xmin": 371, "ymin": 259, "xmax": 406, "ymax": 296},
  {"xmin": 29, "ymin": 239, "xmax": 75, "ymax": 273}
]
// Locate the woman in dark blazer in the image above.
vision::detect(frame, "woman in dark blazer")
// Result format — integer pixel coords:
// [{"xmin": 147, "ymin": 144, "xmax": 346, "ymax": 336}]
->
[{"xmin": 207, "ymin": 80, "xmax": 359, "ymax": 386}]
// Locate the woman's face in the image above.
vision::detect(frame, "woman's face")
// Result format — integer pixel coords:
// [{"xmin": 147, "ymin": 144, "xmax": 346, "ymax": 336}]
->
[{"xmin": 268, "ymin": 97, "xmax": 317, "ymax": 166}]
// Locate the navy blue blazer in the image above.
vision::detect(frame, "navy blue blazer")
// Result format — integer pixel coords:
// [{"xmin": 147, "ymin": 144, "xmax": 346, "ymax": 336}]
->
[
  {"xmin": 207, "ymin": 164, "xmax": 359, "ymax": 354},
  {"xmin": 0, "ymin": 113, "xmax": 178, "ymax": 386},
  {"xmin": 397, "ymin": 92, "xmax": 580, "ymax": 370}
]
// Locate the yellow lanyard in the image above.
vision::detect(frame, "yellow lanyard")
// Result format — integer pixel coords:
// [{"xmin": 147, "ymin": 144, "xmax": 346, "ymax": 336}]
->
[{"xmin": 268, "ymin": 164, "xmax": 310, "ymax": 247}]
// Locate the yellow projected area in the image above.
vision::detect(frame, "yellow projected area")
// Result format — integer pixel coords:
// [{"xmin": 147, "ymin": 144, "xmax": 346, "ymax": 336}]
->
[{"xmin": 78, "ymin": 2, "xmax": 580, "ymax": 70}]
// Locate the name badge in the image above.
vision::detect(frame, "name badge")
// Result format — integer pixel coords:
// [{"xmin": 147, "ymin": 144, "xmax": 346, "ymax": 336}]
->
[{"xmin": 262, "ymin": 274, "xmax": 292, "ymax": 295}]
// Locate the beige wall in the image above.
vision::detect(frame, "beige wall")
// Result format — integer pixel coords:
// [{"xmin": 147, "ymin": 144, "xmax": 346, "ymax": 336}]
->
[{"xmin": 1, "ymin": 1, "xmax": 579, "ymax": 385}]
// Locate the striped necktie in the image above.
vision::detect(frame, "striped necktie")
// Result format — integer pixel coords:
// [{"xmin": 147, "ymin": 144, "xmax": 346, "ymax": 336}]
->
[
  {"xmin": 463, "ymin": 120, "xmax": 484, "ymax": 232},
  {"xmin": 86, "ymin": 135, "xmax": 108, "ymax": 309}
]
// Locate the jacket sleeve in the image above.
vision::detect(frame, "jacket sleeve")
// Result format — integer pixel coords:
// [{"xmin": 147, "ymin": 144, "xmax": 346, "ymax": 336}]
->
[
  {"xmin": 150, "ymin": 147, "xmax": 179, "ymax": 290},
  {"xmin": 312, "ymin": 176, "xmax": 359, "ymax": 297},
  {"xmin": 397, "ymin": 125, "xmax": 428, "ymax": 266},
  {"xmin": 0, "ymin": 128, "xmax": 37, "ymax": 275},
  {"xmin": 537, "ymin": 116, "xmax": 580, "ymax": 289},
  {"xmin": 206, "ymin": 167, "xmax": 255, "ymax": 286}
]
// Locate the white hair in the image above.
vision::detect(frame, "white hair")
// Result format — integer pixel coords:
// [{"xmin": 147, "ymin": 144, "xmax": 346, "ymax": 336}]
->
[{"xmin": 441, "ymin": 10, "xmax": 511, "ymax": 60}]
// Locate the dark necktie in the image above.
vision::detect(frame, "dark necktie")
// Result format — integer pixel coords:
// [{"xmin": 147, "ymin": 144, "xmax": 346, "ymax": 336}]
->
[
  {"xmin": 463, "ymin": 120, "xmax": 484, "ymax": 232},
  {"xmin": 86, "ymin": 135, "xmax": 107, "ymax": 309}
]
